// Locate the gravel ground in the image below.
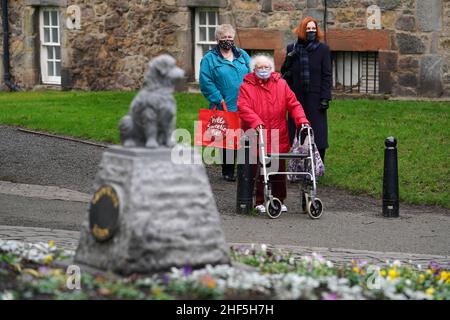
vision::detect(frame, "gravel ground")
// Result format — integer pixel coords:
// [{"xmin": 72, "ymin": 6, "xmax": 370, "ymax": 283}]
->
[{"xmin": 1, "ymin": 125, "xmax": 449, "ymax": 255}]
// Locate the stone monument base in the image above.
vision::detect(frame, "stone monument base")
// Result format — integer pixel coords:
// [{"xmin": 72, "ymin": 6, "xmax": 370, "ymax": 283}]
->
[{"xmin": 75, "ymin": 145, "xmax": 230, "ymax": 275}]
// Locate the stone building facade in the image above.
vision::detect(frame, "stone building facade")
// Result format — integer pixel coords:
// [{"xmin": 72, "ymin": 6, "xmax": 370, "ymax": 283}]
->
[{"xmin": 0, "ymin": 0, "xmax": 448, "ymax": 97}]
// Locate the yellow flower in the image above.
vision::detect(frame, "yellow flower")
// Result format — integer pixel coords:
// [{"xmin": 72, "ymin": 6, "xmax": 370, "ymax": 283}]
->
[
  {"xmin": 48, "ymin": 240, "xmax": 55, "ymax": 248},
  {"xmin": 352, "ymin": 267, "xmax": 360, "ymax": 274},
  {"xmin": 12, "ymin": 263, "xmax": 22, "ymax": 272},
  {"xmin": 426, "ymin": 269, "xmax": 433, "ymax": 276},
  {"xmin": 440, "ymin": 271, "xmax": 448, "ymax": 282},
  {"xmin": 43, "ymin": 255, "xmax": 53, "ymax": 265},
  {"xmin": 380, "ymin": 270, "xmax": 387, "ymax": 277},
  {"xmin": 151, "ymin": 287, "xmax": 162, "ymax": 296},
  {"xmin": 418, "ymin": 273, "xmax": 425, "ymax": 283},
  {"xmin": 50, "ymin": 269, "xmax": 63, "ymax": 277},
  {"xmin": 23, "ymin": 268, "xmax": 41, "ymax": 278},
  {"xmin": 425, "ymin": 288, "xmax": 434, "ymax": 296},
  {"xmin": 388, "ymin": 268, "xmax": 399, "ymax": 280}
]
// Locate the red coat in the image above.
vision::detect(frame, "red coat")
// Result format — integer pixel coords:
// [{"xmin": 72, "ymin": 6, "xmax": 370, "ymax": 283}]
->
[{"xmin": 237, "ymin": 72, "xmax": 310, "ymax": 153}]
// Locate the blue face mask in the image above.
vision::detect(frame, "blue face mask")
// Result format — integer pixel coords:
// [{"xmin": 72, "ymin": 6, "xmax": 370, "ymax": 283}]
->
[{"xmin": 255, "ymin": 70, "xmax": 271, "ymax": 80}]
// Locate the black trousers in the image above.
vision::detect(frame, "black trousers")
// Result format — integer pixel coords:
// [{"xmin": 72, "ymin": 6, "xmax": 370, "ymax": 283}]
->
[{"xmin": 220, "ymin": 148, "xmax": 236, "ymax": 176}]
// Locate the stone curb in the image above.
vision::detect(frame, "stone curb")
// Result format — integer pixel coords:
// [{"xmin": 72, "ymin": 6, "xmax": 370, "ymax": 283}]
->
[{"xmin": 0, "ymin": 181, "xmax": 91, "ymax": 203}]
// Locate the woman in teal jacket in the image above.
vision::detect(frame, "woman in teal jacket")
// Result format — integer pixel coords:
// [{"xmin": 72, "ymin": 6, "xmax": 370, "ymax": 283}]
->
[{"xmin": 199, "ymin": 24, "xmax": 251, "ymax": 181}]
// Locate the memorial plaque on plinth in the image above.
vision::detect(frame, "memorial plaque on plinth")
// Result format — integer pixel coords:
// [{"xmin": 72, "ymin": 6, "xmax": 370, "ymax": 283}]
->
[{"xmin": 74, "ymin": 146, "xmax": 230, "ymax": 275}]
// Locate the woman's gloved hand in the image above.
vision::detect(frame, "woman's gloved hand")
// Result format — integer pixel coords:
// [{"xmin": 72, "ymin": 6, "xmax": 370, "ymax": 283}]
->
[{"xmin": 320, "ymin": 99, "xmax": 329, "ymax": 110}]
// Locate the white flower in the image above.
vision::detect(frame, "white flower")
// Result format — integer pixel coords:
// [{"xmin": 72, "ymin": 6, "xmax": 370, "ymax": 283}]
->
[
  {"xmin": 261, "ymin": 244, "xmax": 267, "ymax": 253},
  {"xmin": 393, "ymin": 260, "xmax": 401, "ymax": 267},
  {"xmin": 1, "ymin": 291, "xmax": 14, "ymax": 300}
]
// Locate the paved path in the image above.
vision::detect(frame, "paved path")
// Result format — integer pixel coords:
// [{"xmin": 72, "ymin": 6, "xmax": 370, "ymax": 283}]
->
[
  {"xmin": 1, "ymin": 179, "xmax": 449, "ymax": 255},
  {"xmin": 0, "ymin": 125, "xmax": 449, "ymax": 258},
  {"xmin": 1, "ymin": 226, "xmax": 448, "ymax": 267}
]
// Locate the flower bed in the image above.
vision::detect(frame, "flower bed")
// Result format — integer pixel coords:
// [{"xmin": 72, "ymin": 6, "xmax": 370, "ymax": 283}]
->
[{"xmin": 0, "ymin": 240, "xmax": 449, "ymax": 300}]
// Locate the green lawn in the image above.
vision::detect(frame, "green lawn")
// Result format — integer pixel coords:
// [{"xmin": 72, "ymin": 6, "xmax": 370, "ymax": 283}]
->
[{"xmin": 0, "ymin": 91, "xmax": 448, "ymax": 208}]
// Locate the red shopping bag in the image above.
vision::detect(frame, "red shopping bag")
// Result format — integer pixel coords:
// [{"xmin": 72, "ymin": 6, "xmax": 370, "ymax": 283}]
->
[{"xmin": 194, "ymin": 101, "xmax": 241, "ymax": 150}]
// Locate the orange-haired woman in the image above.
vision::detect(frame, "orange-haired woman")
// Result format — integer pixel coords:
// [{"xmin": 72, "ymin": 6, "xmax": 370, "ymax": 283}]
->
[{"xmin": 281, "ymin": 16, "xmax": 332, "ymax": 163}]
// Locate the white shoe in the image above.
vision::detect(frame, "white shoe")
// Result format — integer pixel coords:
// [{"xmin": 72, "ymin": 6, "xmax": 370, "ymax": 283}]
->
[
  {"xmin": 281, "ymin": 204, "xmax": 288, "ymax": 212},
  {"xmin": 255, "ymin": 204, "xmax": 266, "ymax": 213}
]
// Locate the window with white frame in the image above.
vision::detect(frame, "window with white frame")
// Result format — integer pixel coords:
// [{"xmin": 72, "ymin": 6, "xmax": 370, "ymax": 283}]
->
[
  {"xmin": 40, "ymin": 8, "xmax": 61, "ymax": 85},
  {"xmin": 194, "ymin": 8, "xmax": 219, "ymax": 81}
]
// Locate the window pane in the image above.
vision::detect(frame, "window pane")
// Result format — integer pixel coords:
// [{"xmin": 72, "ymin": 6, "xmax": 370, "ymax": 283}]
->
[
  {"xmin": 55, "ymin": 46, "xmax": 61, "ymax": 60},
  {"xmin": 51, "ymin": 11, "xmax": 58, "ymax": 26},
  {"xmin": 199, "ymin": 11, "xmax": 206, "ymax": 25},
  {"xmin": 208, "ymin": 12, "xmax": 216, "ymax": 25},
  {"xmin": 199, "ymin": 27, "xmax": 206, "ymax": 41},
  {"xmin": 44, "ymin": 28, "xmax": 50, "ymax": 42},
  {"xmin": 47, "ymin": 47, "xmax": 54, "ymax": 59},
  {"xmin": 44, "ymin": 11, "xmax": 50, "ymax": 26},
  {"xmin": 208, "ymin": 27, "xmax": 215, "ymax": 42},
  {"xmin": 55, "ymin": 61, "xmax": 61, "ymax": 77},
  {"xmin": 52, "ymin": 28, "xmax": 59, "ymax": 43},
  {"xmin": 48, "ymin": 61, "xmax": 54, "ymax": 76}
]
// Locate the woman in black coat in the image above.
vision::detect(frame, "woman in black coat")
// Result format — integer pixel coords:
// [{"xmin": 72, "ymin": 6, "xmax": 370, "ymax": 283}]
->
[{"xmin": 281, "ymin": 16, "xmax": 332, "ymax": 163}]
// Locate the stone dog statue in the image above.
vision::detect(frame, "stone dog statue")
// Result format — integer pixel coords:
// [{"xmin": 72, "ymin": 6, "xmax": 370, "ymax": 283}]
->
[{"xmin": 119, "ymin": 54, "xmax": 184, "ymax": 148}]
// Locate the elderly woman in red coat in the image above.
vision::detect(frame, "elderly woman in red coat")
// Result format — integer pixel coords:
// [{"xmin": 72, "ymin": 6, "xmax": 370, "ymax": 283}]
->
[{"xmin": 237, "ymin": 54, "xmax": 310, "ymax": 214}]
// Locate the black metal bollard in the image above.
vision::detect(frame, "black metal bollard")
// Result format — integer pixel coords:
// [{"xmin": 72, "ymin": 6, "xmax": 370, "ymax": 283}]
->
[
  {"xmin": 236, "ymin": 135, "xmax": 254, "ymax": 214},
  {"xmin": 382, "ymin": 137, "xmax": 399, "ymax": 217}
]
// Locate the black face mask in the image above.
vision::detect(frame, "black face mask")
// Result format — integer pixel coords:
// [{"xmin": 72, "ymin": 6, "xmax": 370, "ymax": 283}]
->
[
  {"xmin": 218, "ymin": 39, "xmax": 234, "ymax": 50},
  {"xmin": 306, "ymin": 31, "xmax": 316, "ymax": 42}
]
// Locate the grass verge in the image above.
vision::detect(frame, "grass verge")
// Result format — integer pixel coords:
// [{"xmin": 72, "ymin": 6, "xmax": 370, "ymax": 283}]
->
[{"xmin": 0, "ymin": 91, "xmax": 448, "ymax": 207}]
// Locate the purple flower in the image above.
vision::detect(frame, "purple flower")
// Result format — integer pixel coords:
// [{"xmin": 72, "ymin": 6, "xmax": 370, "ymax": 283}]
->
[
  {"xmin": 182, "ymin": 265, "xmax": 193, "ymax": 277},
  {"xmin": 429, "ymin": 261, "xmax": 441, "ymax": 273},
  {"xmin": 323, "ymin": 293, "xmax": 338, "ymax": 300},
  {"xmin": 38, "ymin": 266, "xmax": 51, "ymax": 276},
  {"xmin": 160, "ymin": 274, "xmax": 171, "ymax": 285},
  {"xmin": 21, "ymin": 274, "xmax": 34, "ymax": 282}
]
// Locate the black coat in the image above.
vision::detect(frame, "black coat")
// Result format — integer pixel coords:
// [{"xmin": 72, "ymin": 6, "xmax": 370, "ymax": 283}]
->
[{"xmin": 282, "ymin": 41, "xmax": 332, "ymax": 150}]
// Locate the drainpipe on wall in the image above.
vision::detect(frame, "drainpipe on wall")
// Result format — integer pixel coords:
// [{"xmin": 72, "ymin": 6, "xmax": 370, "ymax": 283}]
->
[
  {"xmin": 1, "ymin": 0, "xmax": 20, "ymax": 91},
  {"xmin": 323, "ymin": 0, "xmax": 327, "ymax": 44}
]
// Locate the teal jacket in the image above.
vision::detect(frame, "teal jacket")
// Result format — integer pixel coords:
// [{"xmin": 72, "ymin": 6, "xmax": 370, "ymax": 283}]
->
[{"xmin": 199, "ymin": 46, "xmax": 251, "ymax": 112}]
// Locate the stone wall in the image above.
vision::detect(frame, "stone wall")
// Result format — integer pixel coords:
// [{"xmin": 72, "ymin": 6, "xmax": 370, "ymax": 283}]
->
[
  {"xmin": 62, "ymin": 0, "xmax": 191, "ymax": 90},
  {"xmin": 0, "ymin": 0, "xmax": 448, "ymax": 96},
  {"xmin": 221, "ymin": 0, "xmax": 449, "ymax": 97},
  {"xmin": 0, "ymin": 0, "xmax": 191, "ymax": 90}
]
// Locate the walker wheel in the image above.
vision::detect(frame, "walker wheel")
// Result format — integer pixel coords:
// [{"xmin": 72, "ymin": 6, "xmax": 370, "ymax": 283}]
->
[
  {"xmin": 306, "ymin": 198, "xmax": 323, "ymax": 219},
  {"xmin": 265, "ymin": 198, "xmax": 283, "ymax": 219}
]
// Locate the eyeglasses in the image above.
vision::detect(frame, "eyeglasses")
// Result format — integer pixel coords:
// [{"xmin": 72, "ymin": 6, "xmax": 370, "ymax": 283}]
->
[{"xmin": 255, "ymin": 65, "xmax": 271, "ymax": 70}]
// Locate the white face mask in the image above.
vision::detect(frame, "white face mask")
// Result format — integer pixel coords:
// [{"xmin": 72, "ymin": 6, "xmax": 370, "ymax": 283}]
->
[{"xmin": 255, "ymin": 70, "xmax": 271, "ymax": 80}]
